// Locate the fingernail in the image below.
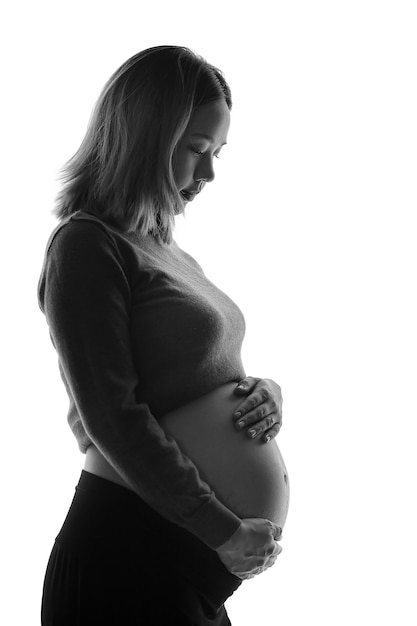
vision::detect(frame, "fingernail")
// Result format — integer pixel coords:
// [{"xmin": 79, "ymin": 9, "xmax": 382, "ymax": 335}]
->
[
  {"xmin": 235, "ymin": 412, "xmax": 242, "ymax": 419},
  {"xmin": 265, "ymin": 434, "xmax": 271, "ymax": 443},
  {"xmin": 237, "ymin": 420, "xmax": 245, "ymax": 429},
  {"xmin": 248, "ymin": 429, "xmax": 257, "ymax": 438}
]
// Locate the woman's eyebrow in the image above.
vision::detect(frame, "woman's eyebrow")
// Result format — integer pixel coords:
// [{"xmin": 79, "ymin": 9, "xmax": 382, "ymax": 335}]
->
[{"xmin": 190, "ymin": 133, "xmax": 227, "ymax": 146}]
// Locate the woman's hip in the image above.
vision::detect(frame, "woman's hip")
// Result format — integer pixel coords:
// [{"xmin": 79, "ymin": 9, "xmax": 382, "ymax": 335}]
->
[{"xmin": 49, "ymin": 471, "xmax": 241, "ymax": 614}]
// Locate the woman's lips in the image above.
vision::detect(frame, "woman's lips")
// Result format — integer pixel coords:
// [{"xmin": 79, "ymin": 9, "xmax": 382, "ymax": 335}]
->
[{"xmin": 181, "ymin": 190, "xmax": 198, "ymax": 201}]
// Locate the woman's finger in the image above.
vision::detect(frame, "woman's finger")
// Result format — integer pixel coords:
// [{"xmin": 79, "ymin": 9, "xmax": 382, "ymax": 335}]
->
[
  {"xmin": 234, "ymin": 377, "xmax": 261, "ymax": 395},
  {"xmin": 233, "ymin": 383, "xmax": 279, "ymax": 422},
  {"xmin": 234, "ymin": 405, "xmax": 281, "ymax": 439},
  {"xmin": 261, "ymin": 421, "xmax": 282, "ymax": 443},
  {"xmin": 248, "ymin": 417, "xmax": 279, "ymax": 440}
]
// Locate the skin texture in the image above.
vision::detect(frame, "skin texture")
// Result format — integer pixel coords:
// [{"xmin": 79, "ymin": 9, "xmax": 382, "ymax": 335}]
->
[
  {"xmin": 158, "ymin": 382, "xmax": 289, "ymax": 526},
  {"xmin": 218, "ymin": 378, "xmax": 285, "ymax": 580},
  {"xmin": 173, "ymin": 98, "xmax": 230, "ymax": 202}
]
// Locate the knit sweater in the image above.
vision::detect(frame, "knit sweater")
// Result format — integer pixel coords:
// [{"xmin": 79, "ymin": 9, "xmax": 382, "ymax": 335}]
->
[{"xmin": 37, "ymin": 210, "xmax": 246, "ymax": 549}]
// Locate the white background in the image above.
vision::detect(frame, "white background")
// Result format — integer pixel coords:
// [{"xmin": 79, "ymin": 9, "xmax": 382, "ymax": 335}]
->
[{"xmin": 1, "ymin": 1, "xmax": 416, "ymax": 624}]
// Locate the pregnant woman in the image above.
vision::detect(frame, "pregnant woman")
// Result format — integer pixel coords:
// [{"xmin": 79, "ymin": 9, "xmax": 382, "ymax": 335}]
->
[{"xmin": 38, "ymin": 46, "xmax": 289, "ymax": 626}]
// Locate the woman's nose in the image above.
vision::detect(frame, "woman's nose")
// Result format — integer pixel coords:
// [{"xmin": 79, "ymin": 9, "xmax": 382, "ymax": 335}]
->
[{"xmin": 196, "ymin": 159, "xmax": 215, "ymax": 184}]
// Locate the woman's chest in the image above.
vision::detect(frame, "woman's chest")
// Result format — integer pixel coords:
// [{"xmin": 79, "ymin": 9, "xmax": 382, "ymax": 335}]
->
[{"xmin": 129, "ymin": 261, "xmax": 245, "ymax": 357}]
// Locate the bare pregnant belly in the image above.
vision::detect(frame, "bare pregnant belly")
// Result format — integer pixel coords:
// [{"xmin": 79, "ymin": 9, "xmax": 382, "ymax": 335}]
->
[{"xmin": 159, "ymin": 382, "xmax": 290, "ymax": 528}]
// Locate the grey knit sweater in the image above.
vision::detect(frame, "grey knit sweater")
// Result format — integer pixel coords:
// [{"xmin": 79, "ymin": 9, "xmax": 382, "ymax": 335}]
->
[{"xmin": 37, "ymin": 210, "xmax": 246, "ymax": 549}]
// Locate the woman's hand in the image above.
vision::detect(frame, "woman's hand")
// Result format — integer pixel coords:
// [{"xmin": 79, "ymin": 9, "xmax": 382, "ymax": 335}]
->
[
  {"xmin": 215, "ymin": 518, "xmax": 283, "ymax": 580},
  {"xmin": 233, "ymin": 377, "xmax": 283, "ymax": 443}
]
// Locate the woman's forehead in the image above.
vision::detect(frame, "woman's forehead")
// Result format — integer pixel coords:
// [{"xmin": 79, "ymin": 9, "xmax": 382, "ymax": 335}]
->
[{"xmin": 186, "ymin": 99, "xmax": 230, "ymax": 142}]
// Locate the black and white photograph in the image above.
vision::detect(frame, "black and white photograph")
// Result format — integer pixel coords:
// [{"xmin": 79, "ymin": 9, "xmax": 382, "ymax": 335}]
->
[{"xmin": 1, "ymin": 1, "xmax": 416, "ymax": 624}]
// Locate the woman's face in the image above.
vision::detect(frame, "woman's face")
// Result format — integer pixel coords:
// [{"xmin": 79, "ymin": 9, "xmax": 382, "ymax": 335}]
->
[{"xmin": 173, "ymin": 98, "xmax": 230, "ymax": 204}]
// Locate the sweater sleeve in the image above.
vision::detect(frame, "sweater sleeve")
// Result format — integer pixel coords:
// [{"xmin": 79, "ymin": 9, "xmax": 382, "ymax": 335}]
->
[{"xmin": 40, "ymin": 220, "xmax": 241, "ymax": 550}]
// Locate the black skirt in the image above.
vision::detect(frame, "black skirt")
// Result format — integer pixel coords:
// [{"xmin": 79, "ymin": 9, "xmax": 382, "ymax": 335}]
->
[{"xmin": 41, "ymin": 471, "xmax": 241, "ymax": 625}]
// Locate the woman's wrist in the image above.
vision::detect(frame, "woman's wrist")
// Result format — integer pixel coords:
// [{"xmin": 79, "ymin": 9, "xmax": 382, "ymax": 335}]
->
[{"xmin": 215, "ymin": 521, "xmax": 243, "ymax": 553}]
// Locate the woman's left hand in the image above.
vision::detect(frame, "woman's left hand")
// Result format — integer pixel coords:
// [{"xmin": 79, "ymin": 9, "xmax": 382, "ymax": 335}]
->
[{"xmin": 233, "ymin": 377, "xmax": 283, "ymax": 443}]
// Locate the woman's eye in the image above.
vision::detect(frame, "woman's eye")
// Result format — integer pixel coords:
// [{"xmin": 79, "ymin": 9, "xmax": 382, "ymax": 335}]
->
[{"xmin": 192, "ymin": 148, "xmax": 221, "ymax": 159}]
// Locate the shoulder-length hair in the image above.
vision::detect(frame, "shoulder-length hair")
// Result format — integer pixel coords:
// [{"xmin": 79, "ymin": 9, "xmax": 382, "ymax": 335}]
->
[{"xmin": 52, "ymin": 46, "xmax": 232, "ymax": 243}]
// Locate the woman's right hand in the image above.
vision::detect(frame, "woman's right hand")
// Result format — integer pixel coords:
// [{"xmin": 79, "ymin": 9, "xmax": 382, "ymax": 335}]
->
[{"xmin": 215, "ymin": 518, "xmax": 283, "ymax": 580}]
